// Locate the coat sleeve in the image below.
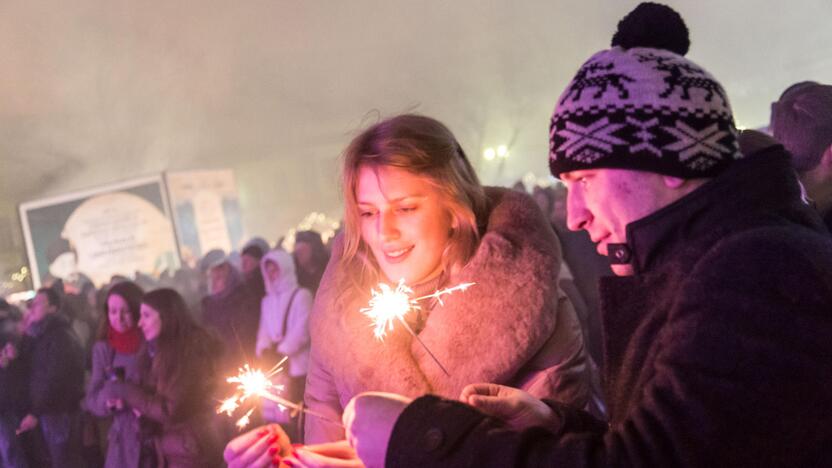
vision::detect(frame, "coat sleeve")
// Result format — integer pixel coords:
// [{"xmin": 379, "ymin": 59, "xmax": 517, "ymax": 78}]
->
[
  {"xmin": 386, "ymin": 234, "xmax": 832, "ymax": 467},
  {"xmin": 85, "ymin": 341, "xmax": 113, "ymax": 417},
  {"xmin": 105, "ymin": 380, "xmax": 173, "ymax": 424},
  {"xmin": 303, "ymin": 348, "xmax": 346, "ymax": 444},
  {"xmin": 277, "ymin": 289, "xmax": 312, "ymax": 358},
  {"xmin": 255, "ymin": 297, "xmax": 272, "ymax": 358},
  {"xmin": 111, "ymin": 375, "xmax": 205, "ymax": 427}
]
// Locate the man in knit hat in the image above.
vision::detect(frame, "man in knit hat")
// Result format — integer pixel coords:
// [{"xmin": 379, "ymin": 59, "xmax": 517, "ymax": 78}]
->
[
  {"xmin": 771, "ymin": 81, "xmax": 832, "ymax": 232},
  {"xmin": 320, "ymin": 4, "xmax": 832, "ymax": 467}
]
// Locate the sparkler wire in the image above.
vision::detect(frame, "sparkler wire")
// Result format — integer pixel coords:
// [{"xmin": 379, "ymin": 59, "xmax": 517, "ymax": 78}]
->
[{"xmin": 397, "ymin": 318, "xmax": 451, "ymax": 376}]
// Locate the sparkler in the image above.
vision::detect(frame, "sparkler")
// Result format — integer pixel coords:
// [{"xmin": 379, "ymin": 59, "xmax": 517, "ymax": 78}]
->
[
  {"xmin": 218, "ymin": 358, "xmax": 341, "ymax": 430},
  {"xmin": 361, "ymin": 279, "xmax": 476, "ymax": 376}
]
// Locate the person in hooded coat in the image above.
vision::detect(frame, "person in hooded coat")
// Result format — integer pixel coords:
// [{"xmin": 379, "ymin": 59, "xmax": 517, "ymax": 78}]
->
[
  {"xmin": 201, "ymin": 259, "xmax": 260, "ymax": 373},
  {"xmin": 255, "ymin": 249, "xmax": 313, "ymax": 441}
]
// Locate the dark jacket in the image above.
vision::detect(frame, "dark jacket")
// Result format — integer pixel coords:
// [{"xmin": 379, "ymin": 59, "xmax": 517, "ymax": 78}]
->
[
  {"xmin": 0, "ymin": 338, "xmax": 29, "ymax": 416},
  {"xmin": 201, "ymin": 283, "xmax": 260, "ymax": 372},
  {"xmin": 21, "ymin": 313, "xmax": 85, "ymax": 415},
  {"xmin": 386, "ymin": 147, "xmax": 832, "ymax": 467}
]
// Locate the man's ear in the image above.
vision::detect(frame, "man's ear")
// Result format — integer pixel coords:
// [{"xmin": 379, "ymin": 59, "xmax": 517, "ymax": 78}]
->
[
  {"xmin": 662, "ymin": 175, "xmax": 686, "ymax": 189},
  {"xmin": 819, "ymin": 144, "xmax": 832, "ymax": 170}
]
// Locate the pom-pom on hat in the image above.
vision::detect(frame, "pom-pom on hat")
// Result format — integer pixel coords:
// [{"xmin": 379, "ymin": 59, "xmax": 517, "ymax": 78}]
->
[{"xmin": 549, "ymin": 2, "xmax": 741, "ymax": 179}]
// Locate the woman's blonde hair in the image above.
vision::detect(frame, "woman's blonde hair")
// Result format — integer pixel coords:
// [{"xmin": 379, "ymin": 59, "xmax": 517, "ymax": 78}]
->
[{"xmin": 340, "ymin": 114, "xmax": 488, "ymax": 293}]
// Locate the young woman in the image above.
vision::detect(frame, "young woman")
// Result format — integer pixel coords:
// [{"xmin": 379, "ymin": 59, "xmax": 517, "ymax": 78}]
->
[
  {"xmin": 85, "ymin": 281, "xmax": 149, "ymax": 468},
  {"xmin": 103, "ymin": 288, "xmax": 224, "ymax": 468},
  {"xmin": 255, "ymin": 249, "xmax": 313, "ymax": 440},
  {"xmin": 225, "ymin": 114, "xmax": 595, "ymax": 465}
]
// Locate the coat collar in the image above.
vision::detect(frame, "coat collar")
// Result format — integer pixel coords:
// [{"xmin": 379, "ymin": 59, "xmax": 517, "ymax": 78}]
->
[{"xmin": 623, "ymin": 145, "xmax": 823, "ymax": 274}]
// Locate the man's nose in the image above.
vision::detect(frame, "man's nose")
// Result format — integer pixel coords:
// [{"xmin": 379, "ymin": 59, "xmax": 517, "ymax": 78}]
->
[{"xmin": 566, "ymin": 191, "xmax": 590, "ymax": 232}]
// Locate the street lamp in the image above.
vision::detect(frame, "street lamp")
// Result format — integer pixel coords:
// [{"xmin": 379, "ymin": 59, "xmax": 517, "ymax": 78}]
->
[
  {"xmin": 496, "ymin": 145, "xmax": 508, "ymax": 158},
  {"xmin": 482, "ymin": 145, "xmax": 510, "ymax": 183}
]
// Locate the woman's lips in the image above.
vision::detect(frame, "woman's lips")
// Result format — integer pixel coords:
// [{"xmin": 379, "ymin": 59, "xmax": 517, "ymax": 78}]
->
[{"xmin": 383, "ymin": 245, "xmax": 414, "ymax": 264}]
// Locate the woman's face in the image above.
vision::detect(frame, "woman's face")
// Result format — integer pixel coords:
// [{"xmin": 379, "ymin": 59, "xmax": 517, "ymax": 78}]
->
[
  {"xmin": 138, "ymin": 303, "xmax": 162, "ymax": 341},
  {"xmin": 356, "ymin": 165, "xmax": 454, "ymax": 284},
  {"xmin": 264, "ymin": 260, "xmax": 280, "ymax": 283},
  {"xmin": 107, "ymin": 294, "xmax": 134, "ymax": 334}
]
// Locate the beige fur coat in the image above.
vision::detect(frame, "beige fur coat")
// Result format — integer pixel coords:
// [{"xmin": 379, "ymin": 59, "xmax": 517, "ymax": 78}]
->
[{"xmin": 304, "ymin": 187, "xmax": 593, "ymax": 442}]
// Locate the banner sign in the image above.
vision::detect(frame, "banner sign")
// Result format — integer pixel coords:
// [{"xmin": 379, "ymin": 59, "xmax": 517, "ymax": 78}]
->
[
  {"xmin": 19, "ymin": 175, "xmax": 180, "ymax": 288},
  {"xmin": 165, "ymin": 169, "xmax": 244, "ymax": 267}
]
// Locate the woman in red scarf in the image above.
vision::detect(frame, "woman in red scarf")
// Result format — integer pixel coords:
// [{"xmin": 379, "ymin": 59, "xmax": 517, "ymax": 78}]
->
[{"xmin": 84, "ymin": 281, "xmax": 151, "ymax": 468}]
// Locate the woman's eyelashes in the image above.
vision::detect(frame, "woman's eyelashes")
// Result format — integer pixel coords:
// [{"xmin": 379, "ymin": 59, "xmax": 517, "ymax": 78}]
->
[
  {"xmin": 359, "ymin": 208, "xmax": 377, "ymax": 218},
  {"xmin": 359, "ymin": 204, "xmax": 417, "ymax": 218}
]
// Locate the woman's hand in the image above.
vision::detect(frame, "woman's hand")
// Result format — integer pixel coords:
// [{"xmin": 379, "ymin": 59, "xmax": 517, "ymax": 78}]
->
[
  {"xmin": 102, "ymin": 381, "xmax": 134, "ymax": 401},
  {"xmin": 2, "ymin": 342, "xmax": 17, "ymax": 360},
  {"xmin": 15, "ymin": 414, "xmax": 38, "ymax": 435},
  {"xmin": 283, "ymin": 440, "xmax": 363, "ymax": 468},
  {"xmin": 224, "ymin": 424, "xmax": 291, "ymax": 468},
  {"xmin": 106, "ymin": 398, "xmax": 125, "ymax": 412},
  {"xmin": 460, "ymin": 383, "xmax": 559, "ymax": 431}
]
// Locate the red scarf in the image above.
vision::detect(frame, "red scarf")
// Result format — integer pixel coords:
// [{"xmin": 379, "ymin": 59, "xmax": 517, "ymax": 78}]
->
[{"xmin": 108, "ymin": 326, "xmax": 142, "ymax": 355}]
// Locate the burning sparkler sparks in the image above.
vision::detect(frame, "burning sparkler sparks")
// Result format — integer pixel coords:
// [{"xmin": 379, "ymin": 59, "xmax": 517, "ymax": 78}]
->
[
  {"xmin": 218, "ymin": 394, "xmax": 240, "ymax": 417},
  {"xmin": 361, "ymin": 280, "xmax": 419, "ymax": 340},
  {"xmin": 360, "ymin": 279, "xmax": 476, "ymax": 376},
  {"xmin": 235, "ymin": 408, "xmax": 255, "ymax": 430},
  {"xmin": 218, "ymin": 358, "xmax": 341, "ymax": 430}
]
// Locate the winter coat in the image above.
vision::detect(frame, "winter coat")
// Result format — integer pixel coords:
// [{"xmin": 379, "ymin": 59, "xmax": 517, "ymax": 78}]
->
[
  {"xmin": 201, "ymin": 270, "xmax": 260, "ymax": 372},
  {"xmin": 21, "ymin": 313, "xmax": 85, "ymax": 416},
  {"xmin": 105, "ymin": 338, "xmax": 224, "ymax": 468},
  {"xmin": 305, "ymin": 187, "xmax": 594, "ymax": 443},
  {"xmin": 0, "ymin": 339, "xmax": 28, "ymax": 417},
  {"xmin": 553, "ymin": 225, "xmax": 610, "ymax": 364},
  {"xmin": 85, "ymin": 340, "xmax": 151, "ymax": 468},
  {"xmin": 386, "ymin": 147, "xmax": 832, "ymax": 467},
  {"xmin": 256, "ymin": 249, "xmax": 313, "ymax": 378}
]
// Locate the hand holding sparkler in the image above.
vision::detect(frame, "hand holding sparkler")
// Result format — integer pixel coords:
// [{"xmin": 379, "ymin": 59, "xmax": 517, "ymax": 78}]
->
[
  {"xmin": 223, "ymin": 424, "xmax": 292, "ymax": 467},
  {"xmin": 218, "ymin": 359, "xmax": 341, "ymax": 431},
  {"xmin": 360, "ymin": 279, "xmax": 476, "ymax": 377}
]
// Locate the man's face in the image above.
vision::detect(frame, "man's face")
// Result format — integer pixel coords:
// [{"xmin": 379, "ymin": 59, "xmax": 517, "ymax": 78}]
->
[
  {"xmin": 293, "ymin": 242, "xmax": 313, "ymax": 271},
  {"xmin": 561, "ymin": 168, "xmax": 678, "ymax": 276},
  {"xmin": 208, "ymin": 265, "xmax": 230, "ymax": 295},
  {"xmin": 241, "ymin": 254, "xmax": 260, "ymax": 275},
  {"xmin": 28, "ymin": 292, "xmax": 56, "ymax": 324}
]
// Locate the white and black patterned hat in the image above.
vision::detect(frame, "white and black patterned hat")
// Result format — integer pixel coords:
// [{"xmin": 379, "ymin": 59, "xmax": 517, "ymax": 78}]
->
[{"xmin": 549, "ymin": 3, "xmax": 742, "ymax": 179}]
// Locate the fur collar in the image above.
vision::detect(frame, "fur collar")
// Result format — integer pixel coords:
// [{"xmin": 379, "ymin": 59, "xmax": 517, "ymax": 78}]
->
[{"xmin": 310, "ymin": 187, "xmax": 562, "ymax": 404}]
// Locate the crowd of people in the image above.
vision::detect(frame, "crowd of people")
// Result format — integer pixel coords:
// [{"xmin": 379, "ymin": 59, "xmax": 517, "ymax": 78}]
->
[
  {"xmin": 3, "ymin": 2, "xmax": 832, "ymax": 467},
  {"xmin": 0, "ymin": 233, "xmax": 331, "ymax": 468}
]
